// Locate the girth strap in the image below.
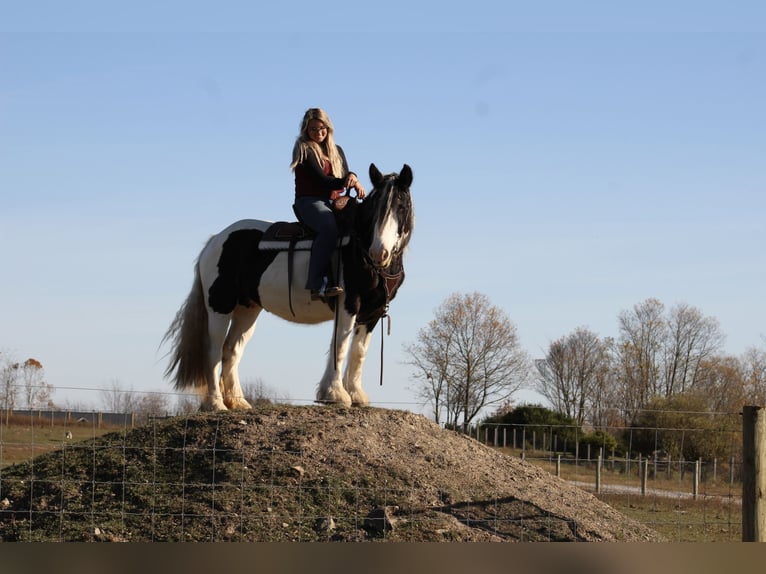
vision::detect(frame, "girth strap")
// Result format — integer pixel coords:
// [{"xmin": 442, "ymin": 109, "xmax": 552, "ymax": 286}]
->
[{"xmin": 287, "ymin": 238, "xmax": 298, "ymax": 316}]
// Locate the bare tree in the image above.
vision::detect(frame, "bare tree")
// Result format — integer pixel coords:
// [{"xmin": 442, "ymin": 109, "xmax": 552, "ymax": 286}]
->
[
  {"xmin": 0, "ymin": 351, "xmax": 19, "ymax": 411},
  {"xmin": 175, "ymin": 393, "xmax": 200, "ymax": 415},
  {"xmin": 404, "ymin": 310, "xmax": 455, "ymax": 424},
  {"xmin": 693, "ymin": 354, "xmax": 747, "ymax": 414},
  {"xmin": 100, "ymin": 379, "xmax": 139, "ymax": 413},
  {"xmin": 615, "ymin": 298, "xmax": 667, "ymax": 422},
  {"xmin": 404, "ymin": 292, "xmax": 530, "ymax": 431},
  {"xmin": 535, "ymin": 327, "xmax": 611, "ymax": 427},
  {"xmin": 18, "ymin": 358, "xmax": 54, "ymax": 409},
  {"xmin": 0, "ymin": 354, "xmax": 54, "ymax": 410},
  {"xmin": 741, "ymin": 344, "xmax": 766, "ymax": 405},
  {"xmin": 133, "ymin": 392, "xmax": 170, "ymax": 424},
  {"xmin": 663, "ymin": 303, "xmax": 725, "ymax": 395},
  {"xmin": 242, "ymin": 378, "xmax": 287, "ymax": 405}
]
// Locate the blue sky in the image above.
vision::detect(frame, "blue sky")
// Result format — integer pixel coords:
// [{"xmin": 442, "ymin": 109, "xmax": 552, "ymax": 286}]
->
[{"xmin": 1, "ymin": 3, "xmax": 764, "ymax": 415}]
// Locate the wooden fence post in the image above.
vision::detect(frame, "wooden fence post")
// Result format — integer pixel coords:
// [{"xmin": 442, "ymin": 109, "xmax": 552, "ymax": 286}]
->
[
  {"xmin": 641, "ymin": 458, "xmax": 648, "ymax": 496},
  {"xmin": 742, "ymin": 405, "xmax": 766, "ymax": 542},
  {"xmin": 595, "ymin": 450, "xmax": 602, "ymax": 494},
  {"xmin": 693, "ymin": 459, "xmax": 700, "ymax": 500}
]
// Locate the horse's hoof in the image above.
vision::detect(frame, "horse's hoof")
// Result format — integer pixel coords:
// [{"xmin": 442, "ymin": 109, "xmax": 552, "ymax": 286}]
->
[
  {"xmin": 225, "ymin": 397, "xmax": 253, "ymax": 410},
  {"xmin": 349, "ymin": 391, "xmax": 370, "ymax": 407},
  {"xmin": 200, "ymin": 397, "xmax": 228, "ymax": 412},
  {"xmin": 316, "ymin": 388, "xmax": 352, "ymax": 407}
]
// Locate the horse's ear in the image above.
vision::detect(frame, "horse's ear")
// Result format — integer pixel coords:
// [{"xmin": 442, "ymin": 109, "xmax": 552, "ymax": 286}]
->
[
  {"xmin": 399, "ymin": 164, "xmax": 413, "ymax": 188},
  {"xmin": 369, "ymin": 163, "xmax": 383, "ymax": 187}
]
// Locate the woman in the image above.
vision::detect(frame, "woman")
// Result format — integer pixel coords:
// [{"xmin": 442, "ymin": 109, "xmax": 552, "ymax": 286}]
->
[{"xmin": 290, "ymin": 108, "xmax": 366, "ymax": 300}]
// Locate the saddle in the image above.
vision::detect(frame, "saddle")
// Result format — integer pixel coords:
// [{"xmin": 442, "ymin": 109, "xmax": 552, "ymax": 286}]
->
[
  {"xmin": 260, "ymin": 220, "xmax": 315, "ymax": 243},
  {"xmin": 260, "ymin": 208, "xmax": 349, "ymax": 315}
]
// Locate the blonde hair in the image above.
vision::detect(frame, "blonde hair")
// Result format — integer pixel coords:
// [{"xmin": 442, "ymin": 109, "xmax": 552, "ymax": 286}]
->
[{"xmin": 290, "ymin": 108, "xmax": 345, "ymax": 177}]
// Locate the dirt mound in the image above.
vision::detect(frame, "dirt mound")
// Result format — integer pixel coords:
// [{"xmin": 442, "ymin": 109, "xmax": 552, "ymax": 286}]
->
[{"xmin": 0, "ymin": 405, "xmax": 664, "ymax": 541}]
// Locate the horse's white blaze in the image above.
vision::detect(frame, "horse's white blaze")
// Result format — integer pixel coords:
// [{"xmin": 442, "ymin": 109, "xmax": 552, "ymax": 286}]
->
[{"xmin": 370, "ymin": 209, "xmax": 400, "ymax": 267}]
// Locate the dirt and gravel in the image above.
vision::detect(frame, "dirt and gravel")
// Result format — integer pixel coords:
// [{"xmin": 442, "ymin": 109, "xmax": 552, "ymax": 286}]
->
[{"xmin": 0, "ymin": 404, "xmax": 665, "ymax": 542}]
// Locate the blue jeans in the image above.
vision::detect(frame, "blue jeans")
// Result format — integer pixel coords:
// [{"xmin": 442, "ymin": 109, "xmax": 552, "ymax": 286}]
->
[{"xmin": 294, "ymin": 196, "xmax": 339, "ymax": 291}]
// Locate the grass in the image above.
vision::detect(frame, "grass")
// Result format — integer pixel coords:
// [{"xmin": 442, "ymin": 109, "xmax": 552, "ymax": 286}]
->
[
  {"xmin": 0, "ymin": 416, "xmax": 120, "ymax": 468},
  {"xmin": 601, "ymin": 493, "xmax": 741, "ymax": 542}
]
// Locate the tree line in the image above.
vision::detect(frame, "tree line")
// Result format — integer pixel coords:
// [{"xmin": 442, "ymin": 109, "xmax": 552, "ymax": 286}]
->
[
  {"xmin": 0, "ymin": 349, "xmax": 283, "ymax": 424},
  {"xmin": 404, "ymin": 293, "xmax": 766, "ymax": 433}
]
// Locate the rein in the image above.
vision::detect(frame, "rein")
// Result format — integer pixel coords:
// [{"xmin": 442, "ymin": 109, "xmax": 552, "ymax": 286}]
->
[{"xmin": 377, "ymin": 268, "xmax": 400, "ymax": 386}]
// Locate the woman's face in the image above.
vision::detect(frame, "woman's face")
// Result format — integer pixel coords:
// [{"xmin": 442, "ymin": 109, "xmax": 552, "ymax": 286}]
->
[{"xmin": 307, "ymin": 119, "xmax": 328, "ymax": 144}]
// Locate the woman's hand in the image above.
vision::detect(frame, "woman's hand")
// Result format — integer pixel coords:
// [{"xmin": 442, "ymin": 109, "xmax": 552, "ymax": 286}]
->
[{"xmin": 346, "ymin": 174, "xmax": 366, "ymax": 199}]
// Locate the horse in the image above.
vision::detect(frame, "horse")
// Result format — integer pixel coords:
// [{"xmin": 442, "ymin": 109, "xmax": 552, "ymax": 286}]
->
[{"xmin": 162, "ymin": 163, "xmax": 414, "ymax": 411}]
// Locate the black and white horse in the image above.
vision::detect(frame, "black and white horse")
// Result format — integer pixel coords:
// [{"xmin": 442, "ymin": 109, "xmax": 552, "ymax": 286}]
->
[{"xmin": 163, "ymin": 164, "xmax": 414, "ymax": 410}]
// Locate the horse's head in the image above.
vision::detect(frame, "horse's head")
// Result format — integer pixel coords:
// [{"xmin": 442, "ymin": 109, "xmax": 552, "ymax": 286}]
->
[{"xmin": 363, "ymin": 163, "xmax": 414, "ymax": 269}]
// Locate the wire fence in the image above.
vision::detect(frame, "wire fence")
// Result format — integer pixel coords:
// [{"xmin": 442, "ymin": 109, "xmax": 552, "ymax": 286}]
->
[
  {"xmin": 0, "ymin": 405, "xmax": 747, "ymax": 542},
  {"xmin": 474, "ymin": 419, "xmax": 744, "ymax": 541}
]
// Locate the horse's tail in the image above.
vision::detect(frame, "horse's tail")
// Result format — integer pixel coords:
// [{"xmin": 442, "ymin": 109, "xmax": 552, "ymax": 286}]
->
[{"xmin": 162, "ymin": 255, "xmax": 211, "ymax": 391}]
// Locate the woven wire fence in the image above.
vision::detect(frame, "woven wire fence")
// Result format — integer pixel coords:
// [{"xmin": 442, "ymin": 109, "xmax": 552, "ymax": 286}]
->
[
  {"xmin": 0, "ymin": 402, "xmax": 746, "ymax": 542},
  {"xmin": 477, "ymin": 419, "xmax": 744, "ymax": 541}
]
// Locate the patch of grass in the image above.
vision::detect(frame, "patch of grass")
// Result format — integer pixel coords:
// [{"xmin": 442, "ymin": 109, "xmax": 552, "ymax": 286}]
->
[
  {"xmin": 598, "ymin": 492, "xmax": 741, "ymax": 542},
  {"xmin": 0, "ymin": 419, "xmax": 123, "ymax": 468}
]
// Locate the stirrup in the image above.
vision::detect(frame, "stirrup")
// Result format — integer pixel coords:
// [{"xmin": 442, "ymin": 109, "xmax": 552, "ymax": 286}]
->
[{"xmin": 311, "ymin": 277, "xmax": 343, "ymax": 300}]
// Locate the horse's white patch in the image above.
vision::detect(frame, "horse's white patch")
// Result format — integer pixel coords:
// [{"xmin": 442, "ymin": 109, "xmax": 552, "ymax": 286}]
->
[
  {"xmin": 258, "ymin": 251, "xmax": 336, "ymax": 324},
  {"xmin": 370, "ymin": 210, "xmax": 400, "ymax": 266}
]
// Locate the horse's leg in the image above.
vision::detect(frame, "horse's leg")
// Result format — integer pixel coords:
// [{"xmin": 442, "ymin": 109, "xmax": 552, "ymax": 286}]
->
[
  {"xmin": 343, "ymin": 323, "xmax": 373, "ymax": 407},
  {"xmin": 316, "ymin": 304, "xmax": 354, "ymax": 406},
  {"xmin": 220, "ymin": 305, "xmax": 261, "ymax": 410},
  {"xmin": 201, "ymin": 311, "xmax": 230, "ymax": 411}
]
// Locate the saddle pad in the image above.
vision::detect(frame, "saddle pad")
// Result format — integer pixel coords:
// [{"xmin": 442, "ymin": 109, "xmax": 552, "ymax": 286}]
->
[{"xmin": 258, "ymin": 233, "xmax": 351, "ymax": 252}]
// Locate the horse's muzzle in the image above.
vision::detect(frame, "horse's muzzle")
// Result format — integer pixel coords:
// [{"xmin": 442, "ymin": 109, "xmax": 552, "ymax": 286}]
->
[{"xmin": 369, "ymin": 247, "xmax": 391, "ymax": 268}]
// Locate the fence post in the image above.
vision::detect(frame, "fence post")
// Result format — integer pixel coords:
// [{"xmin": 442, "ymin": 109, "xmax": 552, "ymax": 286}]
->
[
  {"xmin": 595, "ymin": 450, "xmax": 602, "ymax": 494},
  {"xmin": 556, "ymin": 454, "xmax": 561, "ymax": 478},
  {"xmin": 641, "ymin": 458, "xmax": 649, "ymax": 496},
  {"xmin": 742, "ymin": 405, "xmax": 766, "ymax": 542},
  {"xmin": 693, "ymin": 459, "xmax": 700, "ymax": 500}
]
